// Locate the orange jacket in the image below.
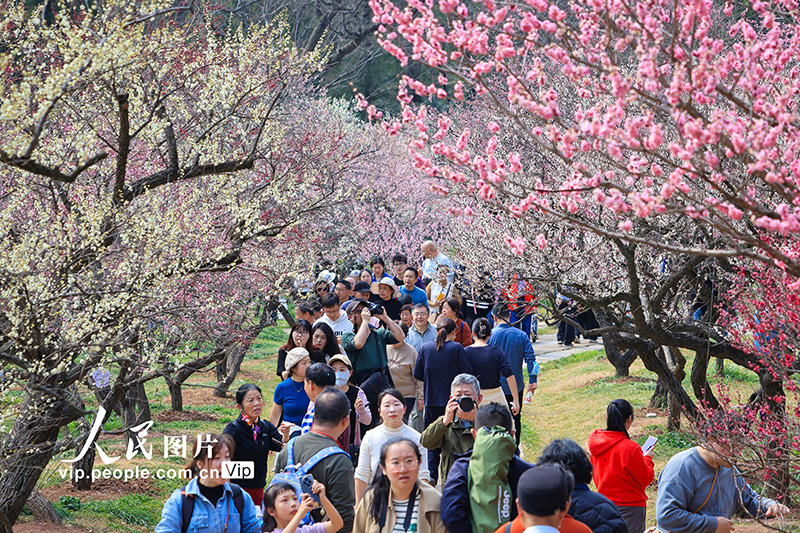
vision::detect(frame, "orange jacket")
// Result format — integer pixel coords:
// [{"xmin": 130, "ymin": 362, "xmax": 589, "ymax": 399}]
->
[{"xmin": 494, "ymin": 514, "xmax": 592, "ymax": 533}]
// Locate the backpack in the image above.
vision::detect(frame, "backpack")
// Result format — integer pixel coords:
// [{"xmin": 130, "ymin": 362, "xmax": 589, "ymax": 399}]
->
[
  {"xmin": 180, "ymin": 483, "xmax": 244, "ymax": 533},
  {"xmin": 467, "ymin": 426, "xmax": 517, "ymax": 533},
  {"xmin": 269, "ymin": 437, "xmax": 349, "ymax": 523}
]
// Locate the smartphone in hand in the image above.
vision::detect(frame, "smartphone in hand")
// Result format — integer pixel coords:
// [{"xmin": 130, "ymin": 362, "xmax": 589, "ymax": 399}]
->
[
  {"xmin": 642, "ymin": 436, "xmax": 658, "ymax": 453},
  {"xmin": 299, "ymin": 474, "xmax": 320, "ymax": 505}
]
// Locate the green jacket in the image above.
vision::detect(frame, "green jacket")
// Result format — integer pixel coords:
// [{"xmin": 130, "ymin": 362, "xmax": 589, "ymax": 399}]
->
[{"xmin": 419, "ymin": 415, "xmax": 474, "ymax": 485}]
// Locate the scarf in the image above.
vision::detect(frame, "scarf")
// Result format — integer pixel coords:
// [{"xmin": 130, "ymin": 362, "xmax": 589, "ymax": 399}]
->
[{"xmin": 241, "ymin": 414, "xmax": 259, "ymax": 441}]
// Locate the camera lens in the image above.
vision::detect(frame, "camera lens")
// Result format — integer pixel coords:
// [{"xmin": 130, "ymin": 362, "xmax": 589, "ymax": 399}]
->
[{"xmin": 457, "ymin": 396, "xmax": 474, "ymax": 412}]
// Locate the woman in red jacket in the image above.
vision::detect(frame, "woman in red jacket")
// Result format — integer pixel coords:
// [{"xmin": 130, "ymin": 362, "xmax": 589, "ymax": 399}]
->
[{"xmin": 588, "ymin": 399, "xmax": 655, "ymax": 533}]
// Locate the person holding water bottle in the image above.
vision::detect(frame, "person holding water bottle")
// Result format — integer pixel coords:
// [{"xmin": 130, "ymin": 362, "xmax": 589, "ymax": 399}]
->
[{"xmin": 487, "ymin": 303, "xmax": 537, "ymax": 447}]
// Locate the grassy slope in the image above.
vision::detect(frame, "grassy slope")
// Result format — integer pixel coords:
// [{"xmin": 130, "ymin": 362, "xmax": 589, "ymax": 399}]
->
[{"xmin": 20, "ymin": 324, "xmax": 794, "ymax": 532}]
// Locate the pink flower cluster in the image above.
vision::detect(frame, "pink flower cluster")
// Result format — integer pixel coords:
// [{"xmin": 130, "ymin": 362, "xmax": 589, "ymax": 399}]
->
[{"xmin": 364, "ymin": 0, "xmax": 800, "ymax": 273}]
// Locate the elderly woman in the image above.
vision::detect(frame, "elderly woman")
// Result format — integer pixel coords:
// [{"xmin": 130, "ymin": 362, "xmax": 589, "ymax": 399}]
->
[
  {"xmin": 269, "ymin": 347, "xmax": 312, "ymax": 437},
  {"xmin": 223, "ymin": 384, "xmax": 288, "ymax": 507},
  {"xmin": 354, "ymin": 437, "xmax": 446, "ymax": 533}
]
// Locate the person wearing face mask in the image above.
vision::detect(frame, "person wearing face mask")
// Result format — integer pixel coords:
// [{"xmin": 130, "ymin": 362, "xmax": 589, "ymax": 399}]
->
[{"xmin": 328, "ymin": 354, "xmax": 372, "ymax": 458}]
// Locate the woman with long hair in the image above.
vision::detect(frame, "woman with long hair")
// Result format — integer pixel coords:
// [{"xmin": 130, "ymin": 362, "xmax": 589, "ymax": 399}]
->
[
  {"xmin": 222, "ymin": 384, "xmax": 288, "ymax": 507},
  {"xmin": 354, "ymin": 389, "xmax": 430, "ymax": 505},
  {"xmin": 311, "ymin": 322, "xmax": 342, "ymax": 360},
  {"xmin": 354, "ymin": 437, "xmax": 446, "ymax": 533},
  {"xmin": 276, "ymin": 320, "xmax": 325, "ymax": 379},
  {"xmin": 413, "ymin": 318, "xmax": 473, "ymax": 485},
  {"xmin": 464, "ymin": 318, "xmax": 519, "ymax": 413},
  {"xmin": 439, "ymin": 297, "xmax": 472, "ymax": 347},
  {"xmin": 588, "ymin": 399, "xmax": 655, "ymax": 533},
  {"xmin": 155, "ymin": 433, "xmax": 261, "ymax": 532}
]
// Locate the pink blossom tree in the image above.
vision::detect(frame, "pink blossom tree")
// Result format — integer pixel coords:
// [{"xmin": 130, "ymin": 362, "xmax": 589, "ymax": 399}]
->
[{"xmin": 363, "ymin": 0, "xmax": 800, "ymax": 502}]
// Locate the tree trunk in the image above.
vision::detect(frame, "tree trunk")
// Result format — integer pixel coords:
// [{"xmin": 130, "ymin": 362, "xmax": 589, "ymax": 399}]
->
[
  {"xmin": 690, "ymin": 350, "xmax": 720, "ymax": 410},
  {"xmin": 631, "ymin": 343, "xmax": 698, "ymax": 422},
  {"xmin": 0, "ymin": 390, "xmax": 80, "ymax": 531},
  {"xmin": 214, "ymin": 352, "xmax": 229, "ymax": 398},
  {"xmin": 25, "ymin": 491, "xmax": 60, "ymax": 525},
  {"xmin": 662, "ymin": 347, "xmax": 686, "ymax": 431},
  {"xmin": 121, "ymin": 381, "xmax": 151, "ymax": 444},
  {"xmin": 605, "ymin": 339, "xmax": 637, "ymax": 378},
  {"xmin": 214, "ymin": 303, "xmax": 273, "ymax": 398},
  {"xmin": 715, "ymin": 357, "xmax": 724, "ymax": 377},
  {"xmin": 166, "ymin": 348, "xmax": 225, "ymax": 411},
  {"xmin": 595, "ymin": 309, "xmax": 637, "ymax": 377},
  {"xmin": 649, "ymin": 376, "xmax": 668, "ymax": 408},
  {"xmin": 167, "ymin": 377, "xmax": 183, "ymax": 412}
]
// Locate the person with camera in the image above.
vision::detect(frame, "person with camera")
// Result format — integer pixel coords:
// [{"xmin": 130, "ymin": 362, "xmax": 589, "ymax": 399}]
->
[
  {"xmin": 341, "ymin": 299, "xmax": 405, "ymax": 423},
  {"xmin": 369, "ymin": 277, "xmax": 404, "ymax": 321},
  {"xmin": 419, "ymin": 373, "xmax": 482, "ymax": 486},
  {"xmin": 414, "ymin": 318, "xmax": 474, "ymax": 485}
]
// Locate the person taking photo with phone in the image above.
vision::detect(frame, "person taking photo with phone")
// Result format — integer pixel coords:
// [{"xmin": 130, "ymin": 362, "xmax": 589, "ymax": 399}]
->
[
  {"xmin": 588, "ymin": 399, "xmax": 655, "ymax": 533},
  {"xmin": 261, "ymin": 479, "xmax": 343, "ymax": 533}
]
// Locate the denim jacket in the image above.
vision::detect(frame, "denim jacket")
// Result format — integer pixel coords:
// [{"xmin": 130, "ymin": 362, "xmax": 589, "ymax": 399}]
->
[{"xmin": 155, "ymin": 477, "xmax": 261, "ymax": 533}]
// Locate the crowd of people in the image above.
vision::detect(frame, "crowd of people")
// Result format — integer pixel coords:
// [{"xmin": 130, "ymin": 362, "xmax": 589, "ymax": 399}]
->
[{"xmin": 156, "ymin": 242, "xmax": 791, "ymax": 533}]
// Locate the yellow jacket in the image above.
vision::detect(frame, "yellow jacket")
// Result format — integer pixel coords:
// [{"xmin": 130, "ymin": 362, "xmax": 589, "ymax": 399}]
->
[{"xmin": 353, "ymin": 482, "xmax": 446, "ymax": 533}]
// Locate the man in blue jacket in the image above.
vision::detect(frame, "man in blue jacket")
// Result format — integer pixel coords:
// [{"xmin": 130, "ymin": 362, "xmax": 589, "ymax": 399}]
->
[
  {"xmin": 441, "ymin": 403, "xmax": 532, "ymax": 533},
  {"xmin": 488, "ymin": 302, "xmax": 536, "ymax": 447}
]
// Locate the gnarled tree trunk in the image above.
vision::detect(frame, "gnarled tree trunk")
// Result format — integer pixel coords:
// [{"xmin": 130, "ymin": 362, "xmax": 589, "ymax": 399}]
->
[
  {"xmin": 595, "ymin": 309, "xmax": 638, "ymax": 377},
  {"xmin": 0, "ymin": 389, "xmax": 81, "ymax": 532},
  {"xmin": 26, "ymin": 491, "xmax": 60, "ymax": 525}
]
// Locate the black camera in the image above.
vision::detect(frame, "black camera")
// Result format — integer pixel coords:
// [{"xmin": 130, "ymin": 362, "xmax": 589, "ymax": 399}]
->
[
  {"xmin": 456, "ymin": 396, "xmax": 475, "ymax": 412},
  {"xmin": 367, "ymin": 302, "xmax": 384, "ymax": 316}
]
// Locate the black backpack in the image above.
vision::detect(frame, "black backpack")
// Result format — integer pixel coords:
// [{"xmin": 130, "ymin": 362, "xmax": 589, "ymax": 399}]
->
[{"xmin": 180, "ymin": 484, "xmax": 245, "ymax": 533}]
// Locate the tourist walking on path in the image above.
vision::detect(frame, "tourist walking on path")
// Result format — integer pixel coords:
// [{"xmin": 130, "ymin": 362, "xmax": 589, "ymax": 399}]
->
[
  {"xmin": 354, "ymin": 437, "xmax": 446, "ymax": 533},
  {"xmin": 464, "ymin": 318, "xmax": 519, "ymax": 412},
  {"xmin": 223, "ymin": 384, "xmax": 288, "ymax": 507},
  {"xmin": 588, "ymin": 399, "xmax": 654, "ymax": 533}
]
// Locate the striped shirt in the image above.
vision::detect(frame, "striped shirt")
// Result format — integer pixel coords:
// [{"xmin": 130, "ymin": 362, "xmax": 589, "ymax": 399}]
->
[
  {"xmin": 300, "ymin": 402, "xmax": 315, "ymax": 435},
  {"xmin": 391, "ymin": 496, "xmax": 419, "ymax": 533}
]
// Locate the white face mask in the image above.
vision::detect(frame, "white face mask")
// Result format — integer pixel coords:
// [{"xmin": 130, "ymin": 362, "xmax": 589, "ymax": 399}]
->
[{"xmin": 335, "ymin": 371, "xmax": 350, "ymax": 387}]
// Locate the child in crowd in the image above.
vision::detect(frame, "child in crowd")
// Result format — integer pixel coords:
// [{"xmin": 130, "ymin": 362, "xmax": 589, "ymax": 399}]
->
[{"xmin": 262, "ymin": 480, "xmax": 343, "ymax": 533}]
